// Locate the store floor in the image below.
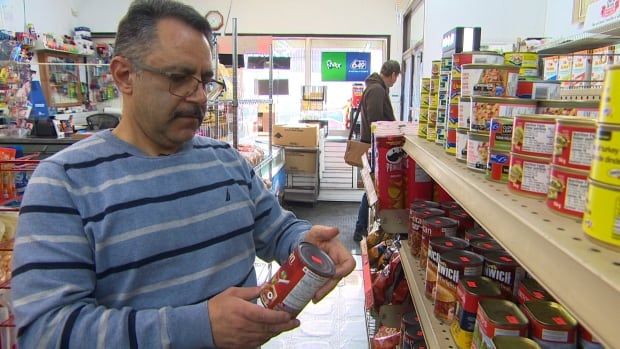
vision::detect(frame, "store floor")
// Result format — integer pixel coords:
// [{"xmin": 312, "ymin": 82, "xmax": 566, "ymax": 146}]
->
[{"xmin": 261, "ymin": 201, "xmax": 369, "ymax": 349}]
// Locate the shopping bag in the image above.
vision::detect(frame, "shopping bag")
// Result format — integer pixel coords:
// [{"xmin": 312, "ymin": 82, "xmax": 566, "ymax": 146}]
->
[{"xmin": 344, "ymin": 103, "xmax": 370, "ymax": 168}]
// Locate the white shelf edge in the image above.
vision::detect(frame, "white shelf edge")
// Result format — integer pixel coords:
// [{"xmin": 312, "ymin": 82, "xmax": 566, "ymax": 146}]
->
[
  {"xmin": 403, "ymin": 135, "xmax": 620, "ymax": 348},
  {"xmin": 400, "ymin": 244, "xmax": 457, "ymax": 349}
]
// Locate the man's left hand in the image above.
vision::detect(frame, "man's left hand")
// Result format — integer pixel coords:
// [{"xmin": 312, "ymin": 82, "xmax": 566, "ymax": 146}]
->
[{"xmin": 304, "ymin": 225, "xmax": 356, "ymax": 303}]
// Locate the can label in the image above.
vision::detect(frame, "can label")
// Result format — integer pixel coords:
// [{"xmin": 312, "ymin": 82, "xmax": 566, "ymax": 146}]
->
[
  {"xmin": 467, "ymin": 135, "xmax": 489, "ymax": 172},
  {"xmin": 591, "ymin": 127, "xmax": 620, "ymax": 186},
  {"xmin": 451, "ymin": 79, "xmax": 462, "ymax": 104},
  {"xmin": 453, "ymin": 53, "xmax": 505, "ymax": 79},
  {"xmin": 471, "ymin": 101, "xmax": 535, "ymax": 132},
  {"xmin": 505, "ymin": 52, "xmax": 539, "ymax": 68},
  {"xmin": 418, "ymin": 122, "xmax": 428, "ymax": 138},
  {"xmin": 375, "ymin": 136, "xmax": 405, "ymax": 210},
  {"xmin": 435, "ymin": 253, "xmax": 483, "ymax": 322},
  {"xmin": 419, "ymin": 107, "xmax": 429, "ymax": 122},
  {"xmin": 583, "ymin": 180, "xmax": 620, "ymax": 247},
  {"xmin": 459, "ymin": 99, "xmax": 472, "ymax": 129},
  {"xmin": 419, "ymin": 218, "xmax": 458, "ymax": 270},
  {"xmin": 483, "ymin": 256, "xmax": 525, "ymax": 299},
  {"xmin": 462, "ymin": 66, "xmax": 519, "ymax": 97},
  {"xmin": 486, "ymin": 151, "xmax": 510, "ymax": 183},
  {"xmin": 553, "ymin": 122, "xmax": 596, "ymax": 170},
  {"xmin": 599, "ymin": 66, "xmax": 620, "ymax": 124},
  {"xmin": 489, "ymin": 118, "xmax": 514, "ymax": 152},
  {"xmin": 547, "ymin": 166, "xmax": 589, "ymax": 218},
  {"xmin": 537, "ymin": 105, "xmax": 598, "ymax": 118},
  {"xmin": 512, "ymin": 118, "xmax": 557, "ymax": 157},
  {"xmin": 457, "ymin": 130, "xmax": 468, "ymax": 161},
  {"xmin": 449, "ymin": 103, "xmax": 459, "ymax": 128},
  {"xmin": 508, "ymin": 155, "xmax": 551, "ymax": 196}
]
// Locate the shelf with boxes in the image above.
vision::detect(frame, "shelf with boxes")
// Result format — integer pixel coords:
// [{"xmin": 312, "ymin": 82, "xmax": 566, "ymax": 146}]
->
[{"xmin": 403, "ymin": 134, "xmax": 620, "ymax": 348}]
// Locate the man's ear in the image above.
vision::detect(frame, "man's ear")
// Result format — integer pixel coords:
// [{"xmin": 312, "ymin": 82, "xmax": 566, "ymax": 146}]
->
[{"xmin": 110, "ymin": 56, "xmax": 134, "ymax": 95}]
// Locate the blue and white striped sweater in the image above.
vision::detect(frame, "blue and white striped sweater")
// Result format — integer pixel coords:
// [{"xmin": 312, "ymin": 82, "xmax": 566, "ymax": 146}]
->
[{"xmin": 12, "ymin": 130, "xmax": 311, "ymax": 348}]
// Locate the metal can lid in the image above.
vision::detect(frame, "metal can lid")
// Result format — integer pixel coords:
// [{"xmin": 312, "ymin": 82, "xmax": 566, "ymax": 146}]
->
[
  {"xmin": 550, "ymin": 164, "xmax": 589, "ymax": 177},
  {"xmin": 401, "ymin": 311, "xmax": 419, "ymax": 326},
  {"xmin": 410, "ymin": 200, "xmax": 441, "ymax": 209},
  {"xmin": 423, "ymin": 216, "xmax": 459, "ymax": 228},
  {"xmin": 510, "ymin": 152, "xmax": 552, "ymax": 163},
  {"xmin": 513, "ymin": 114, "xmax": 557, "ymax": 123},
  {"xmin": 588, "ymin": 178, "xmax": 620, "ymax": 191},
  {"xmin": 462, "ymin": 64, "xmax": 520, "ymax": 70},
  {"xmin": 298, "ymin": 242, "xmax": 336, "ymax": 278},
  {"xmin": 484, "ymin": 251, "xmax": 519, "ymax": 267},
  {"xmin": 537, "ymin": 99, "xmax": 599, "ymax": 108},
  {"xmin": 468, "ymin": 131, "xmax": 490, "ymax": 140},
  {"xmin": 555, "ymin": 116, "xmax": 597, "ymax": 127},
  {"xmin": 596, "ymin": 122, "xmax": 620, "ymax": 131},
  {"xmin": 479, "ymin": 299, "xmax": 529, "ymax": 326},
  {"xmin": 460, "ymin": 96, "xmax": 472, "ymax": 102},
  {"xmin": 470, "ymin": 238, "xmax": 504, "ymax": 254},
  {"xmin": 471, "ymin": 96, "xmax": 538, "ymax": 105},
  {"xmin": 522, "ymin": 301, "xmax": 578, "ymax": 329},
  {"xmin": 520, "ymin": 278, "xmax": 553, "ymax": 301},
  {"xmin": 465, "ymin": 227, "xmax": 490, "ymax": 240},
  {"xmin": 492, "ymin": 336, "xmax": 541, "ymax": 349},
  {"xmin": 412, "ymin": 207, "xmax": 445, "ymax": 217},
  {"xmin": 430, "ymin": 236, "xmax": 469, "ymax": 251},
  {"xmin": 439, "ymin": 249, "xmax": 484, "ymax": 266},
  {"xmin": 459, "ymin": 276, "xmax": 502, "ymax": 297}
]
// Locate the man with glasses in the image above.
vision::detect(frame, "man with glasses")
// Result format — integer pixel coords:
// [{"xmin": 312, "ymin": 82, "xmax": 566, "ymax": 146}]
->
[{"xmin": 11, "ymin": 1, "xmax": 354, "ymax": 348}]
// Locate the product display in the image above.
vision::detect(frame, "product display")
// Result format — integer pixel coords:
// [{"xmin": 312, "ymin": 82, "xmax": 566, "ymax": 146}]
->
[
  {"xmin": 471, "ymin": 299, "xmax": 529, "ymax": 349},
  {"xmin": 521, "ymin": 301, "xmax": 578, "ymax": 348}
]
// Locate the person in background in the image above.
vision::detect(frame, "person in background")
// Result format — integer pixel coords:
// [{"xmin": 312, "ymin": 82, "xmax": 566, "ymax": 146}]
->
[
  {"xmin": 11, "ymin": 1, "xmax": 355, "ymax": 348},
  {"xmin": 353, "ymin": 60, "xmax": 400, "ymax": 242}
]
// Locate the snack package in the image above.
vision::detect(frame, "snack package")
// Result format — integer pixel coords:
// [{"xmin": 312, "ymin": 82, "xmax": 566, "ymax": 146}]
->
[{"xmin": 371, "ymin": 326, "xmax": 400, "ymax": 349}]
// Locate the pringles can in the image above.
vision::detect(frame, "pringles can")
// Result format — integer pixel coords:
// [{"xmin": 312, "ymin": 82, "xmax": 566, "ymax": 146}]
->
[{"xmin": 260, "ymin": 242, "xmax": 335, "ymax": 317}]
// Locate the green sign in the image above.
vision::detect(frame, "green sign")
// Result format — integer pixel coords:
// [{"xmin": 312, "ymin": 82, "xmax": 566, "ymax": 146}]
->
[{"xmin": 321, "ymin": 52, "xmax": 347, "ymax": 81}]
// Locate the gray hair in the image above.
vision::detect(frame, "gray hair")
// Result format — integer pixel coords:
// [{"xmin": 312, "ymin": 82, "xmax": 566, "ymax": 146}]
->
[
  {"xmin": 114, "ymin": 0, "xmax": 212, "ymax": 61},
  {"xmin": 380, "ymin": 60, "xmax": 401, "ymax": 77}
]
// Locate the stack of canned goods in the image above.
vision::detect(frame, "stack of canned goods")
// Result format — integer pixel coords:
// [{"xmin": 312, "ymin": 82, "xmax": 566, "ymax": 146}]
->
[
  {"xmin": 418, "ymin": 78, "xmax": 431, "ymax": 138},
  {"xmin": 427, "ymin": 61, "xmax": 442, "ymax": 143},
  {"xmin": 504, "ymin": 52, "xmax": 540, "ymax": 80},
  {"xmin": 583, "ymin": 65, "xmax": 620, "ymax": 249}
]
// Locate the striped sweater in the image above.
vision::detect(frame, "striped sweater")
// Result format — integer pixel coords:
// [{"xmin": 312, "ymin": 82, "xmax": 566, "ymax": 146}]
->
[{"xmin": 11, "ymin": 130, "xmax": 311, "ymax": 348}]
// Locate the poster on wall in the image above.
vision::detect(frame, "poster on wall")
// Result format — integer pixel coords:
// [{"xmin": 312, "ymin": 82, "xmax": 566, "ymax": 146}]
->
[{"xmin": 321, "ymin": 52, "xmax": 371, "ymax": 81}]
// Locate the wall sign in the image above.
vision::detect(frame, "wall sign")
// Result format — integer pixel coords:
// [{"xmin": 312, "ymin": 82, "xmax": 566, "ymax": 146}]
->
[{"xmin": 321, "ymin": 52, "xmax": 371, "ymax": 81}]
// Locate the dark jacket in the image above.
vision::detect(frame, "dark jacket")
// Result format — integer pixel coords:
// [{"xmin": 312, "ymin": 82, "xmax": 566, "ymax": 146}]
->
[{"xmin": 360, "ymin": 72, "xmax": 395, "ymax": 143}]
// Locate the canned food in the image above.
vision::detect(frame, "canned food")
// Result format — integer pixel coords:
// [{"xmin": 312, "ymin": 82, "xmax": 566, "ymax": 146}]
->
[
  {"xmin": 457, "ymin": 129, "xmax": 469, "ymax": 162},
  {"xmin": 429, "ymin": 109, "xmax": 438, "ymax": 123},
  {"xmin": 430, "ymin": 93, "xmax": 439, "ymax": 109},
  {"xmin": 421, "ymin": 94, "xmax": 430, "ymax": 108},
  {"xmin": 470, "ymin": 238, "xmax": 504, "ymax": 256},
  {"xmin": 435, "ymin": 250, "xmax": 484, "ymax": 321},
  {"xmin": 599, "ymin": 65, "xmax": 620, "ymax": 124},
  {"xmin": 453, "ymin": 51, "xmax": 505, "ymax": 79},
  {"xmin": 543, "ymin": 56, "xmax": 559, "ymax": 81},
  {"xmin": 404, "ymin": 339, "xmax": 428, "ymax": 349},
  {"xmin": 459, "ymin": 96, "xmax": 472, "ymax": 129},
  {"xmin": 468, "ymin": 131, "xmax": 490, "ymax": 172},
  {"xmin": 442, "ymin": 56, "xmax": 453, "ymax": 72},
  {"xmin": 512, "ymin": 115, "xmax": 557, "ymax": 157},
  {"xmin": 489, "ymin": 117, "xmax": 514, "ymax": 152},
  {"xmin": 504, "ymin": 52, "xmax": 539, "ymax": 68},
  {"xmin": 517, "ymin": 278, "xmax": 554, "ymax": 305},
  {"xmin": 448, "ymin": 209, "xmax": 476, "ymax": 235},
  {"xmin": 579, "ymin": 325, "xmax": 604, "ymax": 349},
  {"xmin": 552, "ymin": 118, "xmax": 596, "ymax": 171},
  {"xmin": 438, "ymin": 108, "xmax": 447, "ymax": 125},
  {"xmin": 451, "ymin": 276, "xmax": 502, "ymax": 349},
  {"xmin": 451, "ymin": 79, "xmax": 462, "ymax": 104},
  {"xmin": 410, "ymin": 200, "xmax": 441, "ymax": 210},
  {"xmin": 400, "ymin": 312, "xmax": 423, "ymax": 348},
  {"xmin": 519, "ymin": 67, "xmax": 540, "ymax": 78},
  {"xmin": 419, "ymin": 107, "xmax": 429, "ymax": 123},
  {"xmin": 432, "ymin": 60, "xmax": 442, "ymax": 76},
  {"xmin": 470, "ymin": 97, "xmax": 536, "ymax": 132},
  {"xmin": 446, "ymin": 127, "xmax": 457, "ymax": 155},
  {"xmin": 402, "ymin": 323, "xmax": 425, "ymax": 348},
  {"xmin": 465, "ymin": 227, "xmax": 490, "ymax": 242},
  {"xmin": 483, "ymin": 251, "xmax": 526, "ymax": 299},
  {"xmin": 492, "ymin": 336, "xmax": 542, "ymax": 349},
  {"xmin": 427, "ymin": 126, "xmax": 437, "ymax": 143},
  {"xmin": 487, "ymin": 150, "xmax": 510, "ymax": 183},
  {"xmin": 582, "ymin": 179, "xmax": 620, "ymax": 249},
  {"xmin": 422, "ymin": 78, "xmax": 431, "ymax": 94},
  {"xmin": 516, "ymin": 80, "xmax": 561, "ymax": 100},
  {"xmin": 591, "ymin": 125, "xmax": 620, "ymax": 186},
  {"xmin": 431, "ymin": 78, "xmax": 440, "ymax": 92},
  {"xmin": 436, "ymin": 125, "xmax": 446, "ymax": 145},
  {"xmin": 260, "ymin": 242, "xmax": 335, "ymax": 316},
  {"xmin": 440, "ymin": 201, "xmax": 461, "ymax": 212},
  {"xmin": 521, "ymin": 301, "xmax": 578, "ymax": 348},
  {"xmin": 461, "ymin": 64, "xmax": 520, "ymax": 97},
  {"xmin": 420, "ymin": 217, "xmax": 459, "ymax": 269},
  {"xmin": 409, "ymin": 207, "xmax": 446, "ymax": 258},
  {"xmin": 471, "ymin": 299, "xmax": 530, "ymax": 349},
  {"xmin": 418, "ymin": 122, "xmax": 428, "ymax": 138},
  {"xmin": 537, "ymin": 100, "xmax": 599, "ymax": 119},
  {"xmin": 425, "ymin": 236, "xmax": 469, "ymax": 299},
  {"xmin": 449, "ymin": 103, "xmax": 459, "ymax": 128},
  {"xmin": 508, "ymin": 153, "xmax": 551, "ymax": 198},
  {"xmin": 375, "ymin": 136, "xmax": 406, "ymax": 210},
  {"xmin": 547, "ymin": 165, "xmax": 589, "ymax": 218}
]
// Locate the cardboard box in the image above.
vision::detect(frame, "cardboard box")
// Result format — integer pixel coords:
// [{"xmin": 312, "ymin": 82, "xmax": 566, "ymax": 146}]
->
[
  {"xmin": 543, "ymin": 56, "xmax": 559, "ymax": 81},
  {"xmin": 273, "ymin": 124, "xmax": 319, "ymax": 148},
  {"xmin": 284, "ymin": 149, "xmax": 318, "ymax": 174},
  {"xmin": 591, "ymin": 46, "xmax": 614, "ymax": 87},
  {"xmin": 571, "ymin": 50, "xmax": 592, "ymax": 87}
]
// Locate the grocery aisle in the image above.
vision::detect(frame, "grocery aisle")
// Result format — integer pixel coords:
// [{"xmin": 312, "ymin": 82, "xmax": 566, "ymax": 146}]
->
[{"xmin": 262, "ymin": 202, "xmax": 369, "ymax": 349}]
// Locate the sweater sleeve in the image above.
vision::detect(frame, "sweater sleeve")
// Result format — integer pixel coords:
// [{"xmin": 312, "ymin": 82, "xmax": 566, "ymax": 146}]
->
[
  {"xmin": 12, "ymin": 161, "xmax": 216, "ymax": 349},
  {"xmin": 364, "ymin": 86, "xmax": 386, "ymax": 123}
]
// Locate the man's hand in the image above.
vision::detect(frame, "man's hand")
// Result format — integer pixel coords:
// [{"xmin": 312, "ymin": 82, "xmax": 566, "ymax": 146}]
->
[
  {"xmin": 209, "ymin": 286, "xmax": 300, "ymax": 348},
  {"xmin": 304, "ymin": 225, "xmax": 356, "ymax": 303}
]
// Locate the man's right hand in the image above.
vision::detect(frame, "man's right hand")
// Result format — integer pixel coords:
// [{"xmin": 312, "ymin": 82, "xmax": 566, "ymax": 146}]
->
[{"xmin": 208, "ymin": 286, "xmax": 300, "ymax": 348}]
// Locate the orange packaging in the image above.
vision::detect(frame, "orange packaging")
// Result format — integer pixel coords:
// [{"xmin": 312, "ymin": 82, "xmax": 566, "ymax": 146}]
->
[{"xmin": 374, "ymin": 136, "xmax": 405, "ymax": 210}]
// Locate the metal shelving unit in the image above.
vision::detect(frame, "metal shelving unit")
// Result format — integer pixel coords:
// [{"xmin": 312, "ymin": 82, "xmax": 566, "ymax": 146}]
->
[
  {"xmin": 403, "ymin": 135, "xmax": 620, "ymax": 348},
  {"xmin": 400, "ymin": 244, "xmax": 457, "ymax": 349},
  {"xmin": 536, "ymin": 32, "xmax": 620, "ymax": 54}
]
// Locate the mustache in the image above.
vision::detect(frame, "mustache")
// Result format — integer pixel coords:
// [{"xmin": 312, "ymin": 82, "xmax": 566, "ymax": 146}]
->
[{"xmin": 173, "ymin": 104, "xmax": 206, "ymax": 120}]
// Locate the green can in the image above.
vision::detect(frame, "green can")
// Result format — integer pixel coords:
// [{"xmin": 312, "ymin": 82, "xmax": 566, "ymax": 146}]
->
[{"xmin": 489, "ymin": 117, "xmax": 514, "ymax": 152}]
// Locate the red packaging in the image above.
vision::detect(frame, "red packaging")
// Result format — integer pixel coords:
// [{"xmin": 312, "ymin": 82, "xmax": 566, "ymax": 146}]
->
[
  {"xmin": 448, "ymin": 209, "xmax": 476, "ymax": 235},
  {"xmin": 521, "ymin": 301, "xmax": 578, "ymax": 347},
  {"xmin": 372, "ymin": 326, "xmax": 401, "ymax": 349},
  {"xmin": 408, "ymin": 207, "xmax": 445, "ymax": 258},
  {"xmin": 464, "ymin": 227, "xmax": 490, "ymax": 242},
  {"xmin": 375, "ymin": 136, "xmax": 406, "ymax": 210},
  {"xmin": 450, "ymin": 79, "xmax": 462, "ymax": 104},
  {"xmin": 433, "ymin": 184, "xmax": 454, "ymax": 202},
  {"xmin": 552, "ymin": 118, "xmax": 596, "ymax": 171},
  {"xmin": 579, "ymin": 325, "xmax": 603, "ymax": 348},
  {"xmin": 435, "ymin": 250, "xmax": 484, "ymax": 321},
  {"xmin": 405, "ymin": 156, "xmax": 433, "ymax": 205},
  {"xmin": 508, "ymin": 153, "xmax": 551, "ymax": 198},
  {"xmin": 512, "ymin": 115, "xmax": 557, "ymax": 157},
  {"xmin": 448, "ymin": 103, "xmax": 459, "ymax": 128},
  {"xmin": 419, "ymin": 217, "xmax": 459, "ymax": 270},
  {"xmin": 547, "ymin": 165, "xmax": 589, "ymax": 218},
  {"xmin": 517, "ymin": 278, "xmax": 554, "ymax": 305},
  {"xmin": 410, "ymin": 200, "xmax": 440, "ymax": 210},
  {"xmin": 425, "ymin": 237, "xmax": 469, "ymax": 299},
  {"xmin": 440, "ymin": 201, "xmax": 461, "ymax": 212},
  {"xmin": 260, "ymin": 242, "xmax": 335, "ymax": 316},
  {"xmin": 392, "ymin": 278, "xmax": 410, "ymax": 304},
  {"xmin": 482, "ymin": 251, "xmax": 526, "ymax": 300},
  {"xmin": 470, "ymin": 238, "xmax": 504, "ymax": 256}
]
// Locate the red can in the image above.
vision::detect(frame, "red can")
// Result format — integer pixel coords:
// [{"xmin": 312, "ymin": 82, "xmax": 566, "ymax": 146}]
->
[
  {"xmin": 402, "ymin": 323, "xmax": 425, "ymax": 348},
  {"xmin": 374, "ymin": 136, "xmax": 406, "ymax": 210},
  {"xmin": 410, "ymin": 200, "xmax": 440, "ymax": 210},
  {"xmin": 435, "ymin": 250, "xmax": 484, "ymax": 321},
  {"xmin": 508, "ymin": 152, "xmax": 552, "ymax": 198},
  {"xmin": 425, "ymin": 237, "xmax": 469, "ymax": 299},
  {"xmin": 517, "ymin": 278, "xmax": 554, "ymax": 305},
  {"xmin": 471, "ymin": 299, "xmax": 529, "ymax": 349},
  {"xmin": 450, "ymin": 79, "xmax": 462, "ymax": 104},
  {"xmin": 419, "ymin": 217, "xmax": 459, "ymax": 269},
  {"xmin": 440, "ymin": 201, "xmax": 461, "ymax": 212},
  {"xmin": 260, "ymin": 242, "xmax": 335, "ymax": 316},
  {"xmin": 483, "ymin": 251, "xmax": 526, "ymax": 300},
  {"xmin": 449, "ymin": 103, "xmax": 459, "ymax": 128},
  {"xmin": 470, "ymin": 238, "xmax": 504, "ymax": 256},
  {"xmin": 448, "ymin": 209, "xmax": 476, "ymax": 236},
  {"xmin": 552, "ymin": 118, "xmax": 596, "ymax": 171},
  {"xmin": 547, "ymin": 165, "xmax": 589, "ymax": 218},
  {"xmin": 512, "ymin": 115, "xmax": 557, "ymax": 157},
  {"xmin": 408, "ymin": 207, "xmax": 445, "ymax": 258},
  {"xmin": 405, "ymin": 156, "xmax": 433, "ymax": 205},
  {"xmin": 521, "ymin": 301, "xmax": 578, "ymax": 348},
  {"xmin": 464, "ymin": 227, "xmax": 490, "ymax": 242},
  {"xmin": 579, "ymin": 325, "xmax": 604, "ymax": 349}
]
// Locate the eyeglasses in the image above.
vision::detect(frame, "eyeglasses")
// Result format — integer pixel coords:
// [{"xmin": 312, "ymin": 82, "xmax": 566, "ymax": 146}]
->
[{"xmin": 131, "ymin": 60, "xmax": 226, "ymax": 100}]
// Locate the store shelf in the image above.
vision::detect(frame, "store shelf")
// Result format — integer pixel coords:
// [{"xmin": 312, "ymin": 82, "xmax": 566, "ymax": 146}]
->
[
  {"xmin": 400, "ymin": 244, "xmax": 456, "ymax": 349},
  {"xmin": 403, "ymin": 135, "xmax": 620, "ymax": 348},
  {"xmin": 536, "ymin": 32, "xmax": 620, "ymax": 54}
]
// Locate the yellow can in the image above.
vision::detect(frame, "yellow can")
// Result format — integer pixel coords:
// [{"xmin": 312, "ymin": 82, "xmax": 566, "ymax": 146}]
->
[
  {"xmin": 591, "ymin": 125, "xmax": 620, "ymax": 186},
  {"xmin": 427, "ymin": 126, "xmax": 437, "ymax": 142},
  {"xmin": 582, "ymin": 179, "xmax": 620, "ymax": 249},
  {"xmin": 432, "ymin": 60, "xmax": 442, "ymax": 77},
  {"xmin": 418, "ymin": 122, "xmax": 428, "ymax": 138},
  {"xmin": 599, "ymin": 65, "xmax": 620, "ymax": 125},
  {"xmin": 504, "ymin": 52, "xmax": 539, "ymax": 68},
  {"xmin": 422, "ymin": 77, "xmax": 431, "ymax": 94}
]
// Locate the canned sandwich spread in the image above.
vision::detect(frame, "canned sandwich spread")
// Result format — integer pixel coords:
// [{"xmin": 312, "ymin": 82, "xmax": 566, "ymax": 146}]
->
[
  {"xmin": 521, "ymin": 301, "xmax": 578, "ymax": 348},
  {"xmin": 582, "ymin": 179, "xmax": 620, "ymax": 249},
  {"xmin": 487, "ymin": 150, "xmax": 510, "ymax": 183},
  {"xmin": 422, "ymin": 78, "xmax": 431, "ymax": 94},
  {"xmin": 470, "ymin": 97, "xmax": 536, "ymax": 132},
  {"xmin": 418, "ymin": 122, "xmax": 428, "ymax": 138},
  {"xmin": 504, "ymin": 52, "xmax": 539, "ymax": 68},
  {"xmin": 471, "ymin": 299, "xmax": 529, "ymax": 349},
  {"xmin": 449, "ymin": 103, "xmax": 459, "ymax": 128},
  {"xmin": 457, "ymin": 129, "xmax": 469, "ymax": 162},
  {"xmin": 260, "ymin": 242, "xmax": 335, "ymax": 316},
  {"xmin": 599, "ymin": 65, "xmax": 620, "ymax": 125},
  {"xmin": 410, "ymin": 200, "xmax": 440, "ymax": 210},
  {"xmin": 425, "ymin": 236, "xmax": 469, "ymax": 299},
  {"xmin": 591, "ymin": 125, "xmax": 620, "ymax": 186},
  {"xmin": 492, "ymin": 336, "xmax": 541, "ymax": 349},
  {"xmin": 434, "ymin": 250, "xmax": 484, "ymax": 321},
  {"xmin": 537, "ymin": 100, "xmax": 599, "ymax": 119},
  {"xmin": 418, "ymin": 107, "xmax": 429, "ymax": 123},
  {"xmin": 517, "ymin": 278, "xmax": 554, "ymax": 305},
  {"xmin": 468, "ymin": 132, "xmax": 490, "ymax": 172},
  {"xmin": 512, "ymin": 115, "xmax": 557, "ymax": 157},
  {"xmin": 552, "ymin": 118, "xmax": 596, "ymax": 171},
  {"xmin": 409, "ymin": 207, "xmax": 445, "ymax": 258},
  {"xmin": 465, "ymin": 227, "xmax": 490, "ymax": 242},
  {"xmin": 489, "ymin": 117, "xmax": 514, "ymax": 152},
  {"xmin": 427, "ymin": 126, "xmax": 437, "ymax": 143},
  {"xmin": 451, "ymin": 276, "xmax": 502, "ymax": 349},
  {"xmin": 483, "ymin": 251, "xmax": 526, "ymax": 300},
  {"xmin": 508, "ymin": 153, "xmax": 552, "ymax": 198},
  {"xmin": 470, "ymin": 238, "xmax": 504, "ymax": 256},
  {"xmin": 449, "ymin": 209, "xmax": 476, "ymax": 235},
  {"xmin": 419, "ymin": 217, "xmax": 459, "ymax": 269},
  {"xmin": 451, "ymin": 79, "xmax": 462, "ymax": 104},
  {"xmin": 461, "ymin": 64, "xmax": 520, "ymax": 97},
  {"xmin": 547, "ymin": 165, "xmax": 589, "ymax": 219}
]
